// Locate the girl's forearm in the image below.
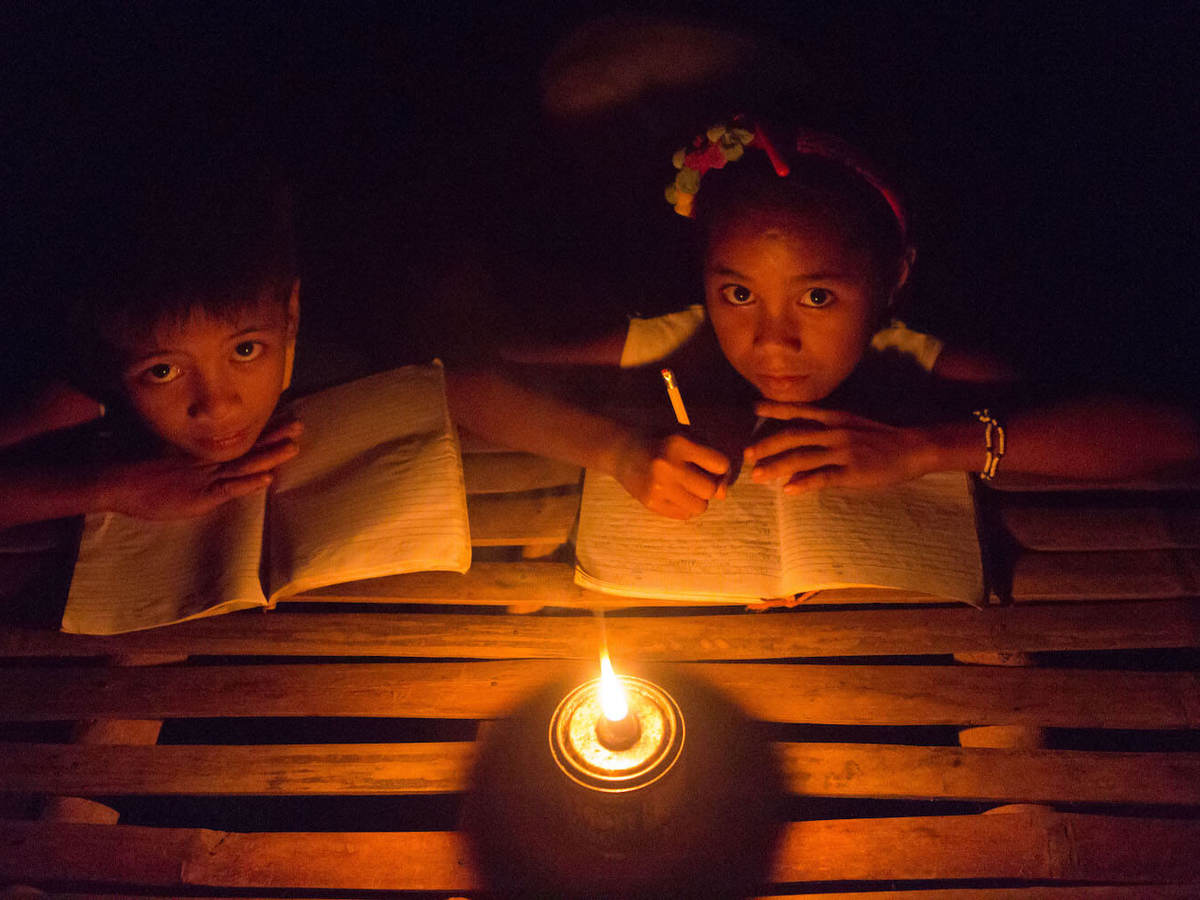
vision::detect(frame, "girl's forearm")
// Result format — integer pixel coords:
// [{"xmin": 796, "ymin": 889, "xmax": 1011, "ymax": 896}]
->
[
  {"xmin": 445, "ymin": 370, "xmax": 641, "ymax": 476},
  {"xmin": 918, "ymin": 395, "xmax": 1200, "ymax": 480}
]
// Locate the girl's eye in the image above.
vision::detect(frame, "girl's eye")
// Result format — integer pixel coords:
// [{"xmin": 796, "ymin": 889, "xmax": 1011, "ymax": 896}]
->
[
  {"xmin": 801, "ymin": 288, "xmax": 834, "ymax": 308},
  {"xmin": 233, "ymin": 341, "xmax": 264, "ymax": 361},
  {"xmin": 718, "ymin": 284, "xmax": 755, "ymax": 306},
  {"xmin": 141, "ymin": 362, "xmax": 181, "ymax": 384}
]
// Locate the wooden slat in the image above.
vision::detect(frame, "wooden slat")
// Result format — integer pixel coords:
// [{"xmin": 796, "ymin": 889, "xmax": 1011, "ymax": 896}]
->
[
  {"xmin": 293, "ymin": 561, "xmax": 947, "ymax": 607},
  {"xmin": 466, "ymin": 492, "xmax": 578, "ymax": 545},
  {"xmin": 773, "ymin": 890, "xmax": 1198, "ymax": 900},
  {"xmin": 1013, "ymin": 549, "xmax": 1200, "ymax": 600},
  {"xmin": 3, "ymin": 740, "xmax": 1197, "ymax": 807},
  {"xmin": 43, "ymin": 888, "xmax": 1200, "ymax": 900},
  {"xmin": 462, "ymin": 452, "xmax": 581, "ymax": 493},
  {"xmin": 775, "ymin": 742, "xmax": 1200, "ymax": 805},
  {"xmin": 3, "ymin": 599, "xmax": 1196, "ymax": 660},
  {"xmin": 768, "ymin": 810, "xmax": 1200, "ymax": 884},
  {"xmin": 0, "ymin": 741, "xmax": 475, "ymax": 796},
  {"xmin": 1001, "ymin": 505, "xmax": 1200, "ymax": 551},
  {"xmin": 3, "ymin": 811, "xmax": 1198, "ymax": 890},
  {"xmin": 0, "ymin": 661, "xmax": 1194, "ymax": 729}
]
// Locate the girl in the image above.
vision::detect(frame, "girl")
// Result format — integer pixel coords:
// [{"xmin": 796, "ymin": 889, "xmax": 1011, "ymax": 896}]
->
[{"xmin": 448, "ymin": 120, "xmax": 1199, "ymax": 519}]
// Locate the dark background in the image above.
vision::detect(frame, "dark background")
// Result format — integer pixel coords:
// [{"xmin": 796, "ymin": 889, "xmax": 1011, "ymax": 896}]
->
[{"xmin": 6, "ymin": 1, "xmax": 1197, "ymax": 398}]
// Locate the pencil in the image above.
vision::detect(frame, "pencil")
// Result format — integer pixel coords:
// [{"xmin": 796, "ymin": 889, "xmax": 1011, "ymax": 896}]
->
[{"xmin": 661, "ymin": 368, "xmax": 691, "ymax": 426}]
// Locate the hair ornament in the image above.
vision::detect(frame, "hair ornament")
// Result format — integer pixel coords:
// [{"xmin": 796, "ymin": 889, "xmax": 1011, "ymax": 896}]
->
[
  {"xmin": 664, "ymin": 116, "xmax": 788, "ymax": 217},
  {"xmin": 665, "ymin": 118, "xmax": 908, "ymax": 242}
]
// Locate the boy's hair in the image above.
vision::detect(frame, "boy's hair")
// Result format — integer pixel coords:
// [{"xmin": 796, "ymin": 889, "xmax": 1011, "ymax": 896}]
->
[
  {"xmin": 69, "ymin": 149, "xmax": 296, "ymax": 378},
  {"xmin": 691, "ymin": 137, "xmax": 909, "ymax": 293}
]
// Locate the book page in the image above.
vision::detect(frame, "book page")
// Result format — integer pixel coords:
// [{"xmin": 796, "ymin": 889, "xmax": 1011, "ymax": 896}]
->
[
  {"xmin": 574, "ymin": 470, "xmax": 785, "ymax": 601},
  {"xmin": 777, "ymin": 471, "xmax": 984, "ymax": 605},
  {"xmin": 265, "ymin": 362, "xmax": 471, "ymax": 598},
  {"xmin": 62, "ymin": 494, "xmax": 267, "ymax": 635}
]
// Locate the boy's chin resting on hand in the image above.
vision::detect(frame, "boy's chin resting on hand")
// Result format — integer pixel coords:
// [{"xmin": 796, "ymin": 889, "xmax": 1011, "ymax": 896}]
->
[{"xmin": 99, "ymin": 420, "xmax": 302, "ymax": 521}]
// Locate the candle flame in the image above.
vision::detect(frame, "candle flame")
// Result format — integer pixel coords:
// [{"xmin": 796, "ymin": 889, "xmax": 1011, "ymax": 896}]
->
[{"xmin": 598, "ymin": 651, "xmax": 628, "ymax": 722}]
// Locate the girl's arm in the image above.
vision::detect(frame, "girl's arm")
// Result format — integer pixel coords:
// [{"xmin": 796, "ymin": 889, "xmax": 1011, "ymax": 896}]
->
[
  {"xmin": 747, "ymin": 391, "xmax": 1200, "ymax": 492},
  {"xmin": 445, "ymin": 368, "xmax": 731, "ymax": 519},
  {"xmin": 0, "ymin": 381, "xmax": 106, "ymax": 451},
  {"xmin": 498, "ymin": 330, "xmax": 627, "ymax": 366}
]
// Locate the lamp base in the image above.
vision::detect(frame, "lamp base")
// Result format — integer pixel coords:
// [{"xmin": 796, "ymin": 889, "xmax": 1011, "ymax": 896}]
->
[{"xmin": 462, "ymin": 666, "xmax": 784, "ymax": 899}]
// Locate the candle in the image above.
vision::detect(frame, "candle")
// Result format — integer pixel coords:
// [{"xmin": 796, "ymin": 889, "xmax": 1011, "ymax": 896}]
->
[
  {"xmin": 548, "ymin": 661, "xmax": 683, "ymax": 793},
  {"xmin": 595, "ymin": 652, "xmax": 640, "ymax": 750}
]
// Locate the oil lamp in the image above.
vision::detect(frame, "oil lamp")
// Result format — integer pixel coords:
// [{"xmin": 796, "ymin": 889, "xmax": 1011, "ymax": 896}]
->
[
  {"xmin": 548, "ymin": 651, "xmax": 684, "ymax": 792},
  {"xmin": 463, "ymin": 654, "xmax": 784, "ymax": 899}
]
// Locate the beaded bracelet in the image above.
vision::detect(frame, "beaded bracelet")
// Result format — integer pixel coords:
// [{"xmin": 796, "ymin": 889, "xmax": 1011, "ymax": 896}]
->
[{"xmin": 972, "ymin": 409, "xmax": 1006, "ymax": 481}]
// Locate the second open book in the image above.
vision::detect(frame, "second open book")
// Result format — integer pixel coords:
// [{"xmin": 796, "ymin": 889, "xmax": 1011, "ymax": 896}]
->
[
  {"xmin": 63, "ymin": 363, "xmax": 471, "ymax": 634},
  {"xmin": 575, "ymin": 468, "xmax": 985, "ymax": 606}
]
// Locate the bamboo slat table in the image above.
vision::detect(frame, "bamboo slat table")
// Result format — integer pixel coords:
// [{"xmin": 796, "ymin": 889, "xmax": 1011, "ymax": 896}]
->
[{"xmin": 0, "ymin": 440, "xmax": 1197, "ymax": 897}]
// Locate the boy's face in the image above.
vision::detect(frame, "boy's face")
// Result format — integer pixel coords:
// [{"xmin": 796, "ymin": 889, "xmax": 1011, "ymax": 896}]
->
[
  {"xmin": 704, "ymin": 209, "xmax": 882, "ymax": 403},
  {"xmin": 115, "ymin": 282, "xmax": 299, "ymax": 462}
]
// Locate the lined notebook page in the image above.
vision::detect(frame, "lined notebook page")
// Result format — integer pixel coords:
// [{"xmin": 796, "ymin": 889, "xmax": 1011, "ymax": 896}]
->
[
  {"xmin": 266, "ymin": 362, "xmax": 470, "ymax": 598},
  {"xmin": 62, "ymin": 494, "xmax": 267, "ymax": 635},
  {"xmin": 777, "ymin": 471, "xmax": 984, "ymax": 605},
  {"xmin": 574, "ymin": 470, "xmax": 784, "ymax": 601}
]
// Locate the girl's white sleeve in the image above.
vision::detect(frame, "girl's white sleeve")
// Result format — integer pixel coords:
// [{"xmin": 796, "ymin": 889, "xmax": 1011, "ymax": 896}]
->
[
  {"xmin": 618, "ymin": 305, "xmax": 707, "ymax": 368},
  {"xmin": 869, "ymin": 320, "xmax": 944, "ymax": 372}
]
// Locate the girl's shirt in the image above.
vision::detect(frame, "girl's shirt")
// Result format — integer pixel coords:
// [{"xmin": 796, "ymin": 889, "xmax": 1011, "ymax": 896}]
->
[
  {"xmin": 619, "ymin": 304, "xmax": 944, "ymax": 373},
  {"xmin": 617, "ymin": 305, "xmax": 956, "ymax": 426}
]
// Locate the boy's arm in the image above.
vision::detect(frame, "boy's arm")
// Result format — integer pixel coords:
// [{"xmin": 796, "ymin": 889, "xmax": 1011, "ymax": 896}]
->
[
  {"xmin": 445, "ymin": 369, "xmax": 730, "ymax": 519},
  {"xmin": 0, "ymin": 422, "xmax": 302, "ymax": 529}
]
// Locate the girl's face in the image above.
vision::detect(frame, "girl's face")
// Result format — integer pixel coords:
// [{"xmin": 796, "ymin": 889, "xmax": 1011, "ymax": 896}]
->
[
  {"xmin": 114, "ymin": 282, "xmax": 299, "ymax": 462},
  {"xmin": 704, "ymin": 209, "xmax": 884, "ymax": 403}
]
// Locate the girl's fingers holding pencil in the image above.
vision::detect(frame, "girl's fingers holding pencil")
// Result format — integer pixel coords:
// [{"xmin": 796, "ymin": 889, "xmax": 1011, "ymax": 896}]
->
[
  {"xmin": 662, "ymin": 433, "xmax": 730, "ymax": 478},
  {"xmin": 613, "ymin": 432, "xmax": 728, "ymax": 519}
]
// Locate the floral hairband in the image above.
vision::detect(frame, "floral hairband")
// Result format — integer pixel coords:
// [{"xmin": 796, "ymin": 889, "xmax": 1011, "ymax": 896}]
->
[
  {"xmin": 664, "ymin": 117, "xmax": 790, "ymax": 217},
  {"xmin": 665, "ymin": 117, "xmax": 909, "ymax": 241}
]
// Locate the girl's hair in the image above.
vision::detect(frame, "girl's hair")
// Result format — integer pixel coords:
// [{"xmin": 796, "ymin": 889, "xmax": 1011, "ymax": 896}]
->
[{"xmin": 690, "ymin": 130, "xmax": 910, "ymax": 292}]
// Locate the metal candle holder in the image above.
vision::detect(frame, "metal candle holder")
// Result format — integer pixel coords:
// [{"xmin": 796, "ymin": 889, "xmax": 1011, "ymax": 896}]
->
[
  {"xmin": 463, "ymin": 668, "xmax": 784, "ymax": 899},
  {"xmin": 549, "ymin": 674, "xmax": 684, "ymax": 793}
]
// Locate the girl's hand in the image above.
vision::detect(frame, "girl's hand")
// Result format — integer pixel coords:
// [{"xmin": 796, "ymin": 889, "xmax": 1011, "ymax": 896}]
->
[
  {"xmin": 746, "ymin": 402, "xmax": 934, "ymax": 493},
  {"xmin": 612, "ymin": 431, "xmax": 730, "ymax": 520},
  {"xmin": 102, "ymin": 421, "xmax": 302, "ymax": 520},
  {"xmin": 0, "ymin": 380, "xmax": 106, "ymax": 451}
]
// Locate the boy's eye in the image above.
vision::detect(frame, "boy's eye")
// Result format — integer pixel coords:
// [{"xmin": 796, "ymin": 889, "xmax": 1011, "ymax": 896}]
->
[
  {"xmin": 233, "ymin": 341, "xmax": 264, "ymax": 361},
  {"xmin": 142, "ymin": 362, "xmax": 181, "ymax": 384},
  {"xmin": 718, "ymin": 284, "xmax": 755, "ymax": 306},
  {"xmin": 801, "ymin": 288, "xmax": 834, "ymax": 308}
]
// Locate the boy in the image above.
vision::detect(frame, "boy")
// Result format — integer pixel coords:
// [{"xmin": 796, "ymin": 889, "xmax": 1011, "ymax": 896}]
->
[{"xmin": 0, "ymin": 151, "xmax": 302, "ymax": 529}]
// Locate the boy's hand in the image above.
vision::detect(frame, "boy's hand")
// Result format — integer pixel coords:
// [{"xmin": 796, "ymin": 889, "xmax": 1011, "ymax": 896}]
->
[
  {"xmin": 103, "ymin": 421, "xmax": 302, "ymax": 520},
  {"xmin": 746, "ymin": 402, "xmax": 932, "ymax": 493},
  {"xmin": 613, "ymin": 432, "xmax": 730, "ymax": 519}
]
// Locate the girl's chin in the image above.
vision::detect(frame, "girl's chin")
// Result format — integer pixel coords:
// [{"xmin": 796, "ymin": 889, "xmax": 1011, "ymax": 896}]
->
[{"xmin": 755, "ymin": 378, "xmax": 825, "ymax": 404}]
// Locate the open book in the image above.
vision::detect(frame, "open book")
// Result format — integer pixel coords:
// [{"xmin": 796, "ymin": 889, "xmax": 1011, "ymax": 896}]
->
[
  {"xmin": 63, "ymin": 363, "xmax": 471, "ymax": 634},
  {"xmin": 575, "ymin": 469, "xmax": 985, "ymax": 606}
]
